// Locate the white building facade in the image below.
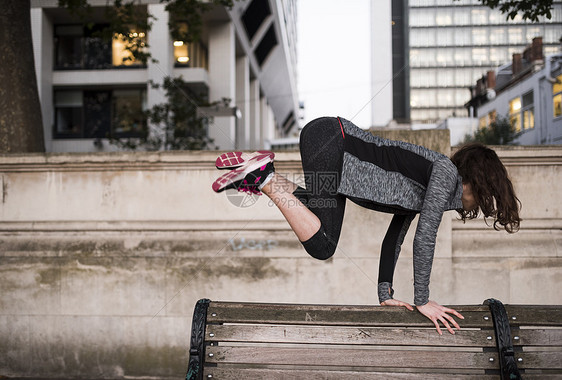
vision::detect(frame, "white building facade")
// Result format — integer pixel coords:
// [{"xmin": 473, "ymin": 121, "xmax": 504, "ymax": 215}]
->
[{"xmin": 30, "ymin": 0, "xmax": 299, "ymax": 152}]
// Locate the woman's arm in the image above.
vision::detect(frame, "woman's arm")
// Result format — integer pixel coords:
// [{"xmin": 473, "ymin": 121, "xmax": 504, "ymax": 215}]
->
[
  {"xmin": 413, "ymin": 158, "xmax": 464, "ymax": 333},
  {"xmin": 412, "ymin": 158, "xmax": 457, "ymax": 306},
  {"xmin": 378, "ymin": 213, "xmax": 414, "ymax": 303}
]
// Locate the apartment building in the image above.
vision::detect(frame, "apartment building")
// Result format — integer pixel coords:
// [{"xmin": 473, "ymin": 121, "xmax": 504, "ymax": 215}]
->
[
  {"xmin": 30, "ymin": 0, "xmax": 299, "ymax": 152},
  {"xmin": 469, "ymin": 37, "xmax": 562, "ymax": 144}
]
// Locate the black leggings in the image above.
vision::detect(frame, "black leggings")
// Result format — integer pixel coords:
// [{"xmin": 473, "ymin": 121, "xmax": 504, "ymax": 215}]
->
[{"xmin": 293, "ymin": 117, "xmax": 346, "ymax": 260}]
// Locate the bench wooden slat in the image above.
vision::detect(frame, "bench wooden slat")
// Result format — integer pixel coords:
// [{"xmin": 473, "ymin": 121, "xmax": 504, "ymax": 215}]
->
[
  {"xmin": 206, "ymin": 324, "xmax": 496, "ymax": 347},
  {"xmin": 504, "ymin": 305, "xmax": 562, "ymax": 326},
  {"xmin": 513, "ymin": 328, "xmax": 562, "ymax": 346},
  {"xmin": 203, "ymin": 368, "xmax": 502, "ymax": 379},
  {"xmin": 205, "ymin": 346, "xmax": 499, "ymax": 370},
  {"xmin": 515, "ymin": 351, "xmax": 562, "ymax": 370},
  {"xmin": 206, "ymin": 302, "xmax": 494, "ymax": 328}
]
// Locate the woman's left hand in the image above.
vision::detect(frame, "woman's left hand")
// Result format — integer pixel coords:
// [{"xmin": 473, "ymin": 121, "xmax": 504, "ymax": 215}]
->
[
  {"xmin": 416, "ymin": 300, "xmax": 464, "ymax": 335},
  {"xmin": 380, "ymin": 298, "xmax": 414, "ymax": 311}
]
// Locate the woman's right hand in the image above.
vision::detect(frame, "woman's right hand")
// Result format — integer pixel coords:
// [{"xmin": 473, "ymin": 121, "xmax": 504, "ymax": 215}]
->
[{"xmin": 380, "ymin": 298, "xmax": 414, "ymax": 311}]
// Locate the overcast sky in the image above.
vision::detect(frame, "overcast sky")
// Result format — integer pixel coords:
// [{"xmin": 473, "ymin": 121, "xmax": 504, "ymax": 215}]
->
[{"xmin": 297, "ymin": 0, "xmax": 372, "ymax": 128}]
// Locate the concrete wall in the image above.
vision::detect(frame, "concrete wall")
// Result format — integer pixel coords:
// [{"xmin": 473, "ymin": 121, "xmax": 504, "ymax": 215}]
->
[{"xmin": 1, "ymin": 145, "xmax": 561, "ymax": 378}]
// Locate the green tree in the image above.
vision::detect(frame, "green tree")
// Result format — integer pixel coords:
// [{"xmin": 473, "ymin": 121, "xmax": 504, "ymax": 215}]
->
[
  {"xmin": 464, "ymin": 116, "xmax": 521, "ymax": 145},
  {"xmin": 454, "ymin": 0, "xmax": 554, "ymax": 21}
]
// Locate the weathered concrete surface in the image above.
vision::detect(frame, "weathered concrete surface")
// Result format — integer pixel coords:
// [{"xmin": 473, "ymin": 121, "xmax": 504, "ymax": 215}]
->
[{"xmin": 1, "ymin": 143, "xmax": 561, "ymax": 378}]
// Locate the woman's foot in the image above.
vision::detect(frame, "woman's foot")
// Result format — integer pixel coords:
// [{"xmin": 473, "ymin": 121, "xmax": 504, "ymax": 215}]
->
[
  {"xmin": 215, "ymin": 150, "xmax": 275, "ymax": 170},
  {"xmin": 212, "ymin": 153, "xmax": 275, "ymax": 194}
]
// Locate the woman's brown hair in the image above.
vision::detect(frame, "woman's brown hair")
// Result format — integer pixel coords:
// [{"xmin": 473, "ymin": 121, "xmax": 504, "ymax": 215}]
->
[{"xmin": 451, "ymin": 143, "xmax": 521, "ymax": 233}]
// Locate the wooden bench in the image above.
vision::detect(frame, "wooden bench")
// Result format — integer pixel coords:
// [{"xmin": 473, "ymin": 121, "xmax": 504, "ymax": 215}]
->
[{"xmin": 186, "ymin": 298, "xmax": 562, "ymax": 379}]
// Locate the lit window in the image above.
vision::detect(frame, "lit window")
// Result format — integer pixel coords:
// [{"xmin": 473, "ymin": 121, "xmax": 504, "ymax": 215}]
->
[
  {"xmin": 472, "ymin": 48, "xmax": 488, "ymax": 64},
  {"xmin": 554, "ymin": 74, "xmax": 562, "ymax": 118},
  {"xmin": 479, "ymin": 116, "xmax": 487, "ymax": 129},
  {"xmin": 508, "ymin": 28, "xmax": 523, "ymax": 44},
  {"xmin": 471, "ymin": 9, "xmax": 487, "ymax": 25},
  {"xmin": 472, "ymin": 29, "xmax": 488, "ymax": 45},
  {"xmin": 436, "ymin": 10, "xmax": 452, "ymax": 26},
  {"xmin": 523, "ymin": 109, "xmax": 535, "ymax": 129},
  {"xmin": 174, "ymin": 40, "xmax": 190, "ymax": 65},
  {"xmin": 509, "ymin": 97, "xmax": 522, "ymax": 132},
  {"xmin": 488, "ymin": 110, "xmax": 496, "ymax": 125},
  {"xmin": 489, "ymin": 27, "xmax": 506, "ymax": 45},
  {"xmin": 521, "ymin": 91, "xmax": 534, "ymax": 130},
  {"xmin": 112, "ymin": 30, "xmax": 146, "ymax": 66},
  {"xmin": 554, "ymin": 94, "xmax": 562, "ymax": 118}
]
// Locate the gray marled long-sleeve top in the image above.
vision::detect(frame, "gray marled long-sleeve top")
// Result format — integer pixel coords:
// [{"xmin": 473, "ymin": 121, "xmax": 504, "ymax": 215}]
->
[{"xmin": 336, "ymin": 117, "xmax": 464, "ymax": 306}]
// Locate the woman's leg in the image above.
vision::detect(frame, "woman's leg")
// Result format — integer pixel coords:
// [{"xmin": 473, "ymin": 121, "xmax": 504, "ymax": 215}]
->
[
  {"xmin": 263, "ymin": 117, "xmax": 346, "ymax": 260},
  {"xmin": 261, "ymin": 174, "xmax": 320, "ymax": 242}
]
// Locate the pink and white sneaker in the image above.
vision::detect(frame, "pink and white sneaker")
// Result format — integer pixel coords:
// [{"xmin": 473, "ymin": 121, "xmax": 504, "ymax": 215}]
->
[
  {"xmin": 215, "ymin": 150, "xmax": 275, "ymax": 170},
  {"xmin": 212, "ymin": 153, "xmax": 275, "ymax": 193}
]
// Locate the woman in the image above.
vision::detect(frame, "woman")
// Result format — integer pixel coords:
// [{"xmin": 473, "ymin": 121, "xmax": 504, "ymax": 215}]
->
[{"xmin": 212, "ymin": 116, "xmax": 521, "ymax": 335}]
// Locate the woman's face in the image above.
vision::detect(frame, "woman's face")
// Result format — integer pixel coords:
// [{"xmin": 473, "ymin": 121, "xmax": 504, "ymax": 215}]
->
[{"xmin": 461, "ymin": 183, "xmax": 477, "ymax": 212}]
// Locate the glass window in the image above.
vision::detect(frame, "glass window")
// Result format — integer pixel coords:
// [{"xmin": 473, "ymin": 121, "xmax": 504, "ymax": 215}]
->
[
  {"xmin": 410, "ymin": 49, "xmax": 436, "ymax": 66},
  {"xmin": 436, "ymin": 69, "xmax": 454, "ymax": 87},
  {"xmin": 454, "ymin": 8, "xmax": 470, "ymax": 25},
  {"xmin": 521, "ymin": 91, "xmax": 534, "ymax": 130},
  {"xmin": 454, "ymin": 28, "xmax": 471, "ymax": 46},
  {"xmin": 554, "ymin": 74, "xmax": 562, "ymax": 118},
  {"xmin": 522, "ymin": 91, "xmax": 533, "ymax": 108},
  {"xmin": 509, "ymin": 97, "xmax": 522, "ymax": 132},
  {"xmin": 454, "ymin": 48, "xmax": 472, "ymax": 66},
  {"xmin": 436, "ymin": 29, "xmax": 454, "ymax": 46},
  {"xmin": 479, "ymin": 116, "xmax": 487, "ymax": 129},
  {"xmin": 488, "ymin": 9, "xmax": 503, "ymax": 24},
  {"xmin": 410, "ymin": 9, "xmax": 435, "ymax": 27},
  {"xmin": 545, "ymin": 25, "xmax": 562, "ymax": 44},
  {"xmin": 54, "ymin": 89, "xmax": 146, "ymax": 139},
  {"xmin": 55, "ymin": 25, "xmax": 84, "ymax": 69},
  {"xmin": 523, "ymin": 109, "xmax": 535, "ymax": 129},
  {"xmin": 454, "ymin": 68, "xmax": 472, "ymax": 86},
  {"xmin": 421, "ymin": 29, "xmax": 436, "ymax": 46},
  {"xmin": 55, "ymin": 24, "xmax": 144, "ymax": 69},
  {"xmin": 436, "ymin": 48, "xmax": 454, "ymax": 66},
  {"xmin": 472, "ymin": 29, "xmax": 488, "ymax": 45},
  {"xmin": 508, "ymin": 28, "xmax": 523, "ymax": 44},
  {"xmin": 472, "ymin": 48, "xmax": 488, "ymax": 64},
  {"xmin": 554, "ymin": 94, "xmax": 562, "ymax": 118},
  {"xmin": 436, "ymin": 9, "xmax": 453, "ymax": 25},
  {"xmin": 489, "ymin": 27, "xmax": 506, "ymax": 45},
  {"xmin": 112, "ymin": 30, "xmax": 146, "ymax": 66},
  {"xmin": 471, "ymin": 9, "xmax": 488, "ymax": 25},
  {"xmin": 489, "ymin": 48, "xmax": 507, "ymax": 65},
  {"xmin": 84, "ymin": 91, "xmax": 111, "ymax": 138},
  {"xmin": 112, "ymin": 90, "xmax": 147, "ymax": 135},
  {"xmin": 455, "ymin": 88, "xmax": 469, "ymax": 104},
  {"xmin": 437, "ymin": 89, "xmax": 455, "ymax": 106},
  {"xmin": 488, "ymin": 110, "xmax": 497, "ymax": 125},
  {"xmin": 410, "ymin": 69, "xmax": 436, "ymax": 87},
  {"xmin": 525, "ymin": 26, "xmax": 543, "ymax": 42},
  {"xmin": 411, "ymin": 89, "xmax": 437, "ymax": 107},
  {"xmin": 54, "ymin": 90, "xmax": 83, "ymax": 137}
]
